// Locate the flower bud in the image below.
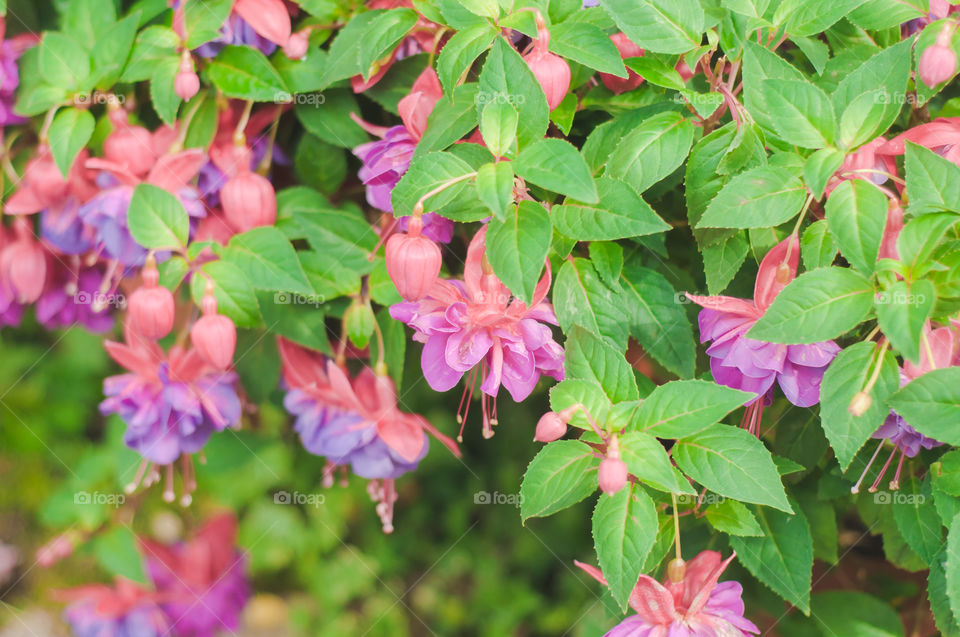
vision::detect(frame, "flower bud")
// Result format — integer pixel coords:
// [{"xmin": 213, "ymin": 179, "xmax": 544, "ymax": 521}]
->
[
  {"xmin": 919, "ymin": 43, "xmax": 957, "ymax": 87},
  {"xmin": 284, "ymin": 30, "xmax": 310, "ymax": 60},
  {"xmin": 128, "ymin": 256, "xmax": 175, "ymax": 340},
  {"xmin": 599, "ymin": 32, "xmax": 645, "ymax": 94},
  {"xmin": 848, "ymin": 391, "xmax": 872, "ymax": 417},
  {"xmin": 385, "ymin": 216, "xmax": 442, "ymax": 301},
  {"xmin": 534, "ymin": 411, "xmax": 567, "ymax": 442},
  {"xmin": 598, "ymin": 457, "xmax": 628, "ymax": 495},
  {"xmin": 666, "ymin": 558, "xmax": 686, "ymax": 583},
  {"xmin": 3, "ymin": 224, "xmax": 47, "ymax": 304},
  {"xmin": 174, "ymin": 51, "xmax": 200, "ymax": 101},
  {"xmin": 191, "ymin": 287, "xmax": 237, "ymax": 370},
  {"xmin": 525, "ymin": 48, "xmax": 571, "ymax": 110},
  {"xmin": 221, "ymin": 170, "xmax": 278, "ymax": 233}
]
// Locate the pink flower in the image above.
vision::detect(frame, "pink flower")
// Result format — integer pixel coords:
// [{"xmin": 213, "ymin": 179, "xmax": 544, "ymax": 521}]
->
[
  {"xmin": 523, "ymin": 13, "xmax": 570, "ymax": 110},
  {"xmin": 879, "ymin": 117, "xmax": 960, "ymax": 164},
  {"xmin": 577, "ymin": 551, "xmax": 759, "ymax": 636},
  {"xmin": 599, "ymin": 33, "xmax": 644, "ymax": 94},
  {"xmin": 687, "ymin": 236, "xmax": 839, "ymax": 433},
  {"xmin": 389, "ymin": 227, "xmax": 564, "ymax": 438},
  {"xmin": 919, "ymin": 24, "xmax": 957, "ymax": 87}
]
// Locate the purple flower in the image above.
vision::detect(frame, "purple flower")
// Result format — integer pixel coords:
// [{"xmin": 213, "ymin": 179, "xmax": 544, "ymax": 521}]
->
[
  {"xmin": 194, "ymin": 14, "xmax": 277, "ymax": 57},
  {"xmin": 35, "ymin": 265, "xmax": 114, "ymax": 332},
  {"xmin": 41, "ymin": 199, "xmax": 96, "ymax": 254},
  {"xmin": 100, "ymin": 343, "xmax": 241, "ymax": 466},
  {"xmin": 0, "ymin": 36, "xmax": 34, "ymax": 126},
  {"xmin": 61, "ymin": 580, "xmax": 170, "ymax": 637},
  {"xmin": 874, "ymin": 370, "xmax": 942, "ymax": 457},
  {"xmin": 354, "ymin": 125, "xmax": 417, "ymax": 212},
  {"xmin": 697, "ymin": 308, "xmax": 840, "ymax": 407}
]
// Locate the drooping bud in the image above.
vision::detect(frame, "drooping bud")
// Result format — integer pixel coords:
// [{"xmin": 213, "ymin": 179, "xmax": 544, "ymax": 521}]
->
[
  {"xmin": 534, "ymin": 412, "xmax": 567, "ymax": 442},
  {"xmin": 284, "ymin": 29, "xmax": 310, "ymax": 60},
  {"xmin": 523, "ymin": 13, "xmax": 570, "ymax": 110},
  {"xmin": 3, "ymin": 222, "xmax": 47, "ymax": 304},
  {"xmin": 191, "ymin": 284, "xmax": 237, "ymax": 370},
  {"xmin": 919, "ymin": 42, "xmax": 957, "ymax": 87},
  {"xmin": 599, "ymin": 32, "xmax": 645, "ymax": 94},
  {"xmin": 848, "ymin": 391, "xmax": 872, "ymax": 417},
  {"xmin": 666, "ymin": 558, "xmax": 686, "ymax": 583},
  {"xmin": 174, "ymin": 50, "xmax": 200, "ymax": 101},
  {"xmin": 220, "ymin": 170, "xmax": 278, "ymax": 233},
  {"xmin": 128, "ymin": 255, "xmax": 175, "ymax": 340},
  {"xmin": 385, "ymin": 215, "xmax": 442, "ymax": 301},
  {"xmin": 598, "ymin": 436, "xmax": 628, "ymax": 495}
]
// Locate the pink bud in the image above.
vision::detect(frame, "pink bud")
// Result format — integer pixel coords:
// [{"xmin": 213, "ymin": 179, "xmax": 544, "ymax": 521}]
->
[
  {"xmin": 599, "ymin": 32, "xmax": 645, "ymax": 94},
  {"xmin": 191, "ymin": 288, "xmax": 236, "ymax": 370},
  {"xmin": 128, "ymin": 257, "xmax": 175, "ymax": 340},
  {"xmin": 524, "ymin": 48, "xmax": 571, "ymax": 111},
  {"xmin": 385, "ymin": 216, "xmax": 442, "ymax": 301},
  {"xmin": 676, "ymin": 58, "xmax": 696, "ymax": 82},
  {"xmin": 233, "ymin": 0, "xmax": 292, "ymax": 46},
  {"xmin": 919, "ymin": 43, "xmax": 957, "ymax": 88},
  {"xmin": 174, "ymin": 51, "xmax": 199, "ymax": 101},
  {"xmin": 534, "ymin": 411, "xmax": 567, "ymax": 442},
  {"xmin": 284, "ymin": 30, "xmax": 310, "ymax": 60},
  {"xmin": 598, "ymin": 457, "xmax": 628, "ymax": 495},
  {"xmin": 104, "ymin": 124, "xmax": 156, "ymax": 177},
  {"xmin": 220, "ymin": 171, "xmax": 278, "ymax": 233},
  {"xmin": 4, "ymin": 230, "xmax": 47, "ymax": 304}
]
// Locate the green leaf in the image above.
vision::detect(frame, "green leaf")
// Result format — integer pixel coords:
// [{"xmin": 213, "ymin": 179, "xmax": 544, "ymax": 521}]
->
[
  {"xmin": 620, "ymin": 262, "xmax": 697, "ymax": 379},
  {"xmin": 205, "ymin": 45, "xmax": 289, "ymax": 102},
  {"xmin": 589, "ymin": 242, "xmax": 623, "ymax": 290},
  {"xmin": 553, "ymin": 177, "xmax": 669, "ymax": 241},
  {"xmin": 896, "ymin": 212, "xmax": 960, "ymax": 273},
  {"xmin": 592, "ymin": 484, "xmax": 658, "ymax": 609},
  {"xmin": 825, "ymin": 179, "xmax": 888, "ymax": 275},
  {"xmin": 63, "ymin": 0, "xmax": 116, "ymax": 43},
  {"xmin": 127, "ymin": 184, "xmax": 189, "ymax": 250},
  {"xmin": 554, "ymin": 258, "xmax": 630, "ymax": 346},
  {"xmin": 93, "ymin": 526, "xmax": 147, "ymax": 584},
  {"xmin": 416, "ymin": 83, "xmax": 483, "ymax": 155},
  {"xmin": 479, "ymin": 100, "xmax": 518, "ymax": 158},
  {"xmin": 549, "ymin": 22, "xmax": 627, "ymax": 76},
  {"xmin": 730, "ymin": 504, "xmax": 813, "ymax": 613},
  {"xmin": 605, "ymin": 112, "xmax": 695, "ymax": 195},
  {"xmin": 90, "ymin": 12, "xmax": 140, "ymax": 88},
  {"xmin": 550, "ymin": 379, "xmax": 613, "ymax": 432},
  {"xmin": 48, "ymin": 108, "xmax": 94, "ymax": 178},
  {"xmin": 192, "ymin": 260, "xmax": 261, "ymax": 328},
  {"xmin": 742, "ymin": 41, "xmax": 806, "ymax": 134},
  {"xmin": 183, "ymin": 0, "xmax": 232, "ymax": 49},
  {"xmin": 804, "ymin": 148, "xmax": 844, "ymax": 200},
  {"xmin": 801, "ymin": 219, "xmax": 837, "ymax": 270},
  {"xmin": 520, "ymin": 440, "xmax": 600, "ymax": 521},
  {"xmin": 478, "ymin": 37, "xmax": 549, "ymax": 148},
  {"xmin": 748, "ymin": 267, "xmax": 875, "ymax": 343},
  {"xmin": 637, "ymin": 380, "xmax": 754, "ymax": 439},
  {"xmin": 893, "ymin": 477, "xmax": 943, "ymax": 564},
  {"xmin": 295, "ymin": 208, "xmax": 377, "ymax": 273},
  {"xmin": 703, "ymin": 232, "xmax": 750, "ymax": 294},
  {"xmin": 810, "ymin": 591, "xmax": 905, "ymax": 637},
  {"xmin": 931, "ymin": 544, "xmax": 960, "ymax": 637},
  {"xmin": 673, "ymin": 424, "xmax": 792, "ymax": 512},
  {"xmin": 833, "ymin": 39, "xmax": 911, "ymax": 140},
  {"xmin": 391, "ymin": 151, "xmax": 476, "ymax": 218},
  {"xmin": 774, "ymin": 0, "xmax": 872, "ymax": 36},
  {"xmin": 565, "ymin": 327, "xmax": 638, "ymax": 403},
  {"xmin": 820, "ymin": 341, "xmax": 900, "ymax": 471},
  {"xmin": 319, "ymin": 9, "xmax": 418, "ymax": 87},
  {"xmin": 149, "ymin": 56, "xmax": 181, "ymax": 125},
  {"xmin": 486, "ymin": 200, "xmax": 551, "ymax": 304},
  {"xmin": 436, "ymin": 23, "xmax": 498, "ymax": 94},
  {"xmin": 890, "ymin": 367, "xmax": 960, "ymax": 446},
  {"xmin": 295, "ymin": 88, "xmax": 368, "ymax": 149},
  {"xmin": 224, "ymin": 227, "xmax": 313, "ymax": 295},
  {"xmin": 697, "ymin": 165, "xmax": 807, "ymax": 229},
  {"xmin": 619, "ymin": 432, "xmax": 691, "ymax": 494},
  {"xmin": 905, "ymin": 142, "xmax": 960, "ymax": 215},
  {"xmin": 513, "ymin": 138, "xmax": 598, "ymax": 203},
  {"xmin": 705, "ymin": 499, "xmax": 764, "ymax": 536},
  {"xmin": 474, "ymin": 161, "xmax": 514, "ymax": 219},
  {"xmin": 761, "ymin": 79, "xmax": 836, "ymax": 148},
  {"xmin": 945, "ymin": 512, "xmax": 960, "ymax": 627},
  {"xmin": 255, "ymin": 291, "xmax": 330, "ymax": 354},
  {"xmin": 600, "ymin": 0, "xmax": 704, "ymax": 54},
  {"xmin": 183, "ymin": 91, "xmax": 219, "ymax": 150},
  {"xmin": 625, "ymin": 56, "xmax": 685, "ymax": 90},
  {"xmin": 121, "ymin": 26, "xmax": 178, "ymax": 83},
  {"xmin": 40, "ymin": 32, "xmax": 91, "ymax": 91},
  {"xmin": 875, "ymin": 279, "xmax": 936, "ymax": 364}
]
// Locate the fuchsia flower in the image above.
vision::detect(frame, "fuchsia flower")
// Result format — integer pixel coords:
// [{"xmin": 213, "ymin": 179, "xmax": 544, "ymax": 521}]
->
[
  {"xmin": 599, "ymin": 33, "xmax": 645, "ymax": 94},
  {"xmin": 36, "ymin": 263, "xmax": 115, "ymax": 333},
  {"xmin": 687, "ymin": 235, "xmax": 840, "ymax": 434},
  {"xmin": 278, "ymin": 338, "xmax": 459, "ymax": 531},
  {"xmin": 385, "ymin": 214, "xmax": 443, "ymax": 300},
  {"xmin": 390, "ymin": 227, "xmax": 564, "ymax": 438},
  {"xmin": 577, "ymin": 551, "xmax": 759, "ymax": 637},
  {"xmin": 139, "ymin": 514, "xmax": 249, "ymax": 637},
  {"xmin": 0, "ymin": 22, "xmax": 37, "ymax": 126},
  {"xmin": 880, "ymin": 117, "xmax": 960, "ymax": 164},
  {"xmin": 59, "ymin": 578, "xmax": 170, "ymax": 637},
  {"xmin": 100, "ymin": 327, "xmax": 241, "ymax": 503},
  {"xmin": 522, "ymin": 12, "xmax": 571, "ymax": 110}
]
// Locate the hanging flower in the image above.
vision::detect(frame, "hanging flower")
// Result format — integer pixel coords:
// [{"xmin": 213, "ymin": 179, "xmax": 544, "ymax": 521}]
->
[
  {"xmin": 36, "ymin": 263, "xmax": 115, "ymax": 333},
  {"xmin": 58, "ymin": 578, "xmax": 170, "ymax": 637},
  {"xmin": 389, "ymin": 226, "xmax": 564, "ymax": 438}
]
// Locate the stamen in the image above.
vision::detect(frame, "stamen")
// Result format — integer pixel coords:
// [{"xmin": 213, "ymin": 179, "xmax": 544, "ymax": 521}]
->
[
  {"xmin": 868, "ymin": 445, "xmax": 899, "ymax": 493},
  {"xmin": 125, "ymin": 459, "xmax": 151, "ymax": 494},
  {"xmin": 456, "ymin": 366, "xmax": 478, "ymax": 441},
  {"xmin": 851, "ymin": 440, "xmax": 884, "ymax": 494},
  {"xmin": 162, "ymin": 464, "xmax": 176, "ymax": 502},
  {"xmin": 889, "ymin": 449, "xmax": 907, "ymax": 490}
]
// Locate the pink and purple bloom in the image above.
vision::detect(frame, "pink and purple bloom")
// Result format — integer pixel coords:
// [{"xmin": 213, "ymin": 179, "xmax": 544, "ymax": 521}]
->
[
  {"xmin": 139, "ymin": 514, "xmax": 250, "ymax": 637},
  {"xmin": 59, "ymin": 578, "xmax": 170, "ymax": 637},
  {"xmin": 36, "ymin": 264, "xmax": 115, "ymax": 332},
  {"xmin": 688, "ymin": 235, "xmax": 839, "ymax": 434},
  {"xmin": 390, "ymin": 226, "xmax": 564, "ymax": 438},
  {"xmin": 0, "ymin": 29, "xmax": 37, "ymax": 126},
  {"xmin": 577, "ymin": 551, "xmax": 759, "ymax": 637}
]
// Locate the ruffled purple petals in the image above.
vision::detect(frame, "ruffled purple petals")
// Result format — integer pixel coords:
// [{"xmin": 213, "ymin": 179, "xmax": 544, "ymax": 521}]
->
[
  {"xmin": 63, "ymin": 597, "xmax": 169, "ymax": 637},
  {"xmin": 36, "ymin": 266, "xmax": 115, "ymax": 333}
]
